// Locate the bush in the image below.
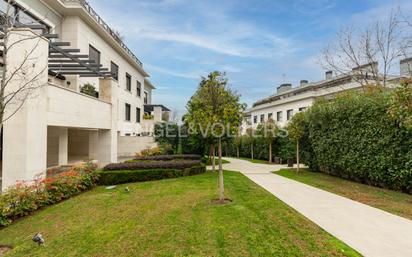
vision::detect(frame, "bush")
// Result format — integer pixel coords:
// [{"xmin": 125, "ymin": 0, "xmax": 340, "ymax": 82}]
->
[
  {"xmin": 97, "ymin": 164, "xmax": 206, "ymax": 185},
  {"xmin": 299, "ymin": 90, "xmax": 412, "ymax": 193},
  {"xmin": 103, "ymin": 160, "xmax": 201, "ymax": 171},
  {"xmin": 132, "ymin": 154, "xmax": 202, "ymax": 161},
  {"xmin": 0, "ymin": 163, "xmax": 98, "ymax": 227},
  {"xmin": 136, "ymin": 147, "xmax": 162, "ymax": 157}
]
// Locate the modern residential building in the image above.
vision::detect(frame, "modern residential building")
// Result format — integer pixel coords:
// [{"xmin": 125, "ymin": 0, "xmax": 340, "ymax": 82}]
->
[
  {"xmin": 242, "ymin": 61, "xmax": 412, "ymax": 132},
  {"xmin": 0, "ymin": 0, "xmax": 169, "ymax": 191}
]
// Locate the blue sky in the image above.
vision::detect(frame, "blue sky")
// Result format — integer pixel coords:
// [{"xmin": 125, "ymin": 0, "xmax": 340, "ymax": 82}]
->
[{"xmin": 88, "ymin": 0, "xmax": 412, "ymax": 117}]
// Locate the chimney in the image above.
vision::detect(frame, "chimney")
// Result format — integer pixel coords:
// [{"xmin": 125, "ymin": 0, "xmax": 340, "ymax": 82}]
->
[
  {"xmin": 400, "ymin": 58, "xmax": 412, "ymax": 77},
  {"xmin": 300, "ymin": 80, "xmax": 309, "ymax": 86},
  {"xmin": 277, "ymin": 83, "xmax": 292, "ymax": 94},
  {"xmin": 325, "ymin": 71, "xmax": 333, "ymax": 80}
]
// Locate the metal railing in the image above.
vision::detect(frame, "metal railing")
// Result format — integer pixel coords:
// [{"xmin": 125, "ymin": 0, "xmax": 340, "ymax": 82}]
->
[{"xmin": 62, "ymin": 0, "xmax": 143, "ymax": 67}]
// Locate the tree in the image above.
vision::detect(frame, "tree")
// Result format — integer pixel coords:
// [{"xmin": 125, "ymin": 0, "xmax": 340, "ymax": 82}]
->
[
  {"xmin": 0, "ymin": 1, "xmax": 48, "ymax": 139},
  {"xmin": 245, "ymin": 127, "xmax": 255, "ymax": 159},
  {"xmin": 256, "ymin": 119, "xmax": 278, "ymax": 163},
  {"xmin": 185, "ymin": 71, "xmax": 244, "ymax": 202},
  {"xmin": 233, "ymin": 134, "xmax": 242, "ymax": 158},
  {"xmin": 288, "ymin": 112, "xmax": 306, "ymax": 172},
  {"xmin": 322, "ymin": 10, "xmax": 411, "ymax": 89}
]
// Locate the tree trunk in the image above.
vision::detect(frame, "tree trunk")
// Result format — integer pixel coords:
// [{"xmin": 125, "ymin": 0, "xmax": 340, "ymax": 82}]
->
[
  {"xmin": 269, "ymin": 141, "xmax": 272, "ymax": 163},
  {"xmin": 218, "ymin": 138, "xmax": 224, "ymax": 201},
  {"xmin": 296, "ymin": 140, "xmax": 300, "ymax": 173},
  {"xmin": 251, "ymin": 142, "xmax": 254, "ymax": 159},
  {"xmin": 236, "ymin": 146, "xmax": 239, "ymax": 158},
  {"xmin": 211, "ymin": 144, "xmax": 215, "ymax": 172}
]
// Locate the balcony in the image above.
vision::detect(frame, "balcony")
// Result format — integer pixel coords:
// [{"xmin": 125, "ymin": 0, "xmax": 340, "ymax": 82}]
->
[{"xmin": 60, "ymin": 0, "xmax": 143, "ymax": 67}]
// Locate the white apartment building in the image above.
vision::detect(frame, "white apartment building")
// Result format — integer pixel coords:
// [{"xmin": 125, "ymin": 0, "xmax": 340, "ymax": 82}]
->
[
  {"xmin": 0, "ymin": 0, "xmax": 170, "ymax": 191},
  {"xmin": 242, "ymin": 61, "xmax": 412, "ymax": 132}
]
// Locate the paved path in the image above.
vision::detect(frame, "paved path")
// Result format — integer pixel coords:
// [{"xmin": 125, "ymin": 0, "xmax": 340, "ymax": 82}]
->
[{"xmin": 213, "ymin": 157, "xmax": 412, "ymax": 257}]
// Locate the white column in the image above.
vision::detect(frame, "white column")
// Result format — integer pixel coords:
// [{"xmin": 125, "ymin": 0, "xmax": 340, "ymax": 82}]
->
[
  {"xmin": 88, "ymin": 130, "xmax": 98, "ymax": 160},
  {"xmin": 2, "ymin": 29, "xmax": 49, "ymax": 191},
  {"xmin": 97, "ymin": 78, "xmax": 119, "ymax": 166},
  {"xmin": 58, "ymin": 128, "xmax": 68, "ymax": 165}
]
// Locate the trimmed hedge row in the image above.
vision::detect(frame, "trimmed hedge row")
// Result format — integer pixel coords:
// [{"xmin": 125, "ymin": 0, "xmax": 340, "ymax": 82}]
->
[
  {"xmin": 104, "ymin": 160, "xmax": 201, "ymax": 171},
  {"xmin": 299, "ymin": 90, "xmax": 412, "ymax": 193},
  {"xmin": 133, "ymin": 154, "xmax": 202, "ymax": 161},
  {"xmin": 98, "ymin": 164, "xmax": 206, "ymax": 185}
]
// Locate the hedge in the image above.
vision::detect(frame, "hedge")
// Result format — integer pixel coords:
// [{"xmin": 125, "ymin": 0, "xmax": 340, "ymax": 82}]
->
[
  {"xmin": 104, "ymin": 160, "xmax": 201, "ymax": 171},
  {"xmin": 132, "ymin": 154, "xmax": 202, "ymax": 161},
  {"xmin": 299, "ymin": 89, "xmax": 412, "ymax": 193},
  {"xmin": 97, "ymin": 164, "xmax": 206, "ymax": 185}
]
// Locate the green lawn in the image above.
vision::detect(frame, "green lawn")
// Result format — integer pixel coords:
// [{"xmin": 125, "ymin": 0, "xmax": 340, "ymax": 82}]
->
[
  {"xmin": 205, "ymin": 158, "xmax": 230, "ymax": 165},
  {"xmin": 0, "ymin": 171, "xmax": 359, "ymax": 257},
  {"xmin": 233, "ymin": 156, "xmax": 273, "ymax": 164},
  {"xmin": 276, "ymin": 168, "xmax": 412, "ymax": 220}
]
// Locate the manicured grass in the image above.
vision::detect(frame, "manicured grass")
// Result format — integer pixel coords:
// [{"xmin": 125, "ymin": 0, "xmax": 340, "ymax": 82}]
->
[
  {"xmin": 276, "ymin": 168, "xmax": 412, "ymax": 220},
  {"xmin": 0, "ymin": 171, "xmax": 359, "ymax": 257},
  {"xmin": 205, "ymin": 158, "xmax": 230, "ymax": 165},
  {"xmin": 234, "ymin": 156, "xmax": 273, "ymax": 164}
]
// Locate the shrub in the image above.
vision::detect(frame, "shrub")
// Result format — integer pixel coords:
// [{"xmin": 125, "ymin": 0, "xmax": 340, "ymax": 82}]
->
[
  {"xmin": 132, "ymin": 154, "xmax": 202, "ymax": 161},
  {"xmin": 104, "ymin": 160, "xmax": 201, "ymax": 171},
  {"xmin": 97, "ymin": 164, "xmax": 206, "ymax": 185},
  {"xmin": 135, "ymin": 147, "xmax": 162, "ymax": 157},
  {"xmin": 0, "ymin": 163, "xmax": 98, "ymax": 227},
  {"xmin": 80, "ymin": 83, "xmax": 98, "ymax": 98},
  {"xmin": 299, "ymin": 90, "xmax": 412, "ymax": 193}
]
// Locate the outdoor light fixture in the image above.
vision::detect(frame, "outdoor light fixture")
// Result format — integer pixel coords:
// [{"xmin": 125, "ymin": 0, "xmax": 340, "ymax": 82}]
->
[{"xmin": 32, "ymin": 233, "xmax": 45, "ymax": 246}]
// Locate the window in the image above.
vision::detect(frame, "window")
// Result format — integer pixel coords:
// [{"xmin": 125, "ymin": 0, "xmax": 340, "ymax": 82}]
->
[
  {"xmin": 125, "ymin": 103, "xmax": 131, "ymax": 121},
  {"xmin": 136, "ymin": 81, "xmax": 141, "ymax": 97},
  {"xmin": 89, "ymin": 45, "xmax": 100, "ymax": 66},
  {"xmin": 136, "ymin": 107, "xmax": 141, "ymax": 123},
  {"xmin": 111, "ymin": 61, "xmax": 119, "ymax": 81},
  {"xmin": 253, "ymin": 116, "xmax": 257, "ymax": 124},
  {"xmin": 260, "ymin": 114, "xmax": 264, "ymax": 123},
  {"xmin": 277, "ymin": 111, "xmax": 283, "ymax": 122},
  {"xmin": 268, "ymin": 113, "xmax": 273, "ymax": 120},
  {"xmin": 144, "ymin": 91, "xmax": 148, "ymax": 104},
  {"xmin": 299, "ymin": 107, "xmax": 307, "ymax": 112},
  {"xmin": 126, "ymin": 73, "xmax": 131, "ymax": 91},
  {"xmin": 287, "ymin": 109, "xmax": 294, "ymax": 120}
]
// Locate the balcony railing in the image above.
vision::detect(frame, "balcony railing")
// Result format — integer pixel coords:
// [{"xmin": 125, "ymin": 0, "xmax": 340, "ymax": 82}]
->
[{"xmin": 62, "ymin": 0, "xmax": 143, "ymax": 67}]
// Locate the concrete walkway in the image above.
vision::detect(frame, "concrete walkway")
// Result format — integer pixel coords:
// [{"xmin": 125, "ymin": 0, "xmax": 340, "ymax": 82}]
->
[{"xmin": 213, "ymin": 157, "xmax": 412, "ymax": 257}]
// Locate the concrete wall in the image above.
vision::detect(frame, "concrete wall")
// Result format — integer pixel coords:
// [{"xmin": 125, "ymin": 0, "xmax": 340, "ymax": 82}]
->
[
  {"xmin": 117, "ymin": 136, "xmax": 157, "ymax": 158},
  {"xmin": 68, "ymin": 16, "xmax": 146, "ymax": 136},
  {"xmin": 47, "ymin": 84, "xmax": 112, "ymax": 129}
]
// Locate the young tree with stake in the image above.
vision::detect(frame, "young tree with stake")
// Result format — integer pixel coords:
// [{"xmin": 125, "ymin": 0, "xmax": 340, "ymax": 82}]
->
[{"xmin": 186, "ymin": 71, "xmax": 244, "ymax": 202}]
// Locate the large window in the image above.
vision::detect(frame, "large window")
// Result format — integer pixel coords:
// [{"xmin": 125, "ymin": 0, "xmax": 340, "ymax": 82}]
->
[
  {"xmin": 299, "ymin": 107, "xmax": 307, "ymax": 112},
  {"xmin": 253, "ymin": 116, "xmax": 257, "ymax": 124},
  {"xmin": 125, "ymin": 103, "xmax": 131, "ymax": 121},
  {"xmin": 136, "ymin": 81, "xmax": 141, "ymax": 97},
  {"xmin": 144, "ymin": 91, "xmax": 148, "ymax": 104},
  {"xmin": 126, "ymin": 73, "xmax": 131, "ymax": 92},
  {"xmin": 136, "ymin": 107, "xmax": 141, "ymax": 123},
  {"xmin": 268, "ymin": 113, "xmax": 273, "ymax": 120},
  {"xmin": 277, "ymin": 111, "xmax": 283, "ymax": 122},
  {"xmin": 111, "ymin": 61, "xmax": 119, "ymax": 81},
  {"xmin": 260, "ymin": 114, "xmax": 264, "ymax": 123},
  {"xmin": 89, "ymin": 45, "xmax": 100, "ymax": 66},
  {"xmin": 287, "ymin": 109, "xmax": 294, "ymax": 120}
]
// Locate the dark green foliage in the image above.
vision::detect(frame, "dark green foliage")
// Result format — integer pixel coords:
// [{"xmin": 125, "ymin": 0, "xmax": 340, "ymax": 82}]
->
[
  {"xmin": 80, "ymin": 83, "xmax": 98, "ymax": 98},
  {"xmin": 300, "ymin": 90, "xmax": 412, "ymax": 193},
  {"xmin": 154, "ymin": 122, "xmax": 180, "ymax": 154},
  {"xmin": 97, "ymin": 165, "xmax": 206, "ymax": 185},
  {"xmin": 132, "ymin": 154, "xmax": 201, "ymax": 161}
]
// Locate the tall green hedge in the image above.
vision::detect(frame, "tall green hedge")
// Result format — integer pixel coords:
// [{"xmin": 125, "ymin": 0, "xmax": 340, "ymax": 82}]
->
[{"xmin": 300, "ymin": 89, "xmax": 412, "ymax": 193}]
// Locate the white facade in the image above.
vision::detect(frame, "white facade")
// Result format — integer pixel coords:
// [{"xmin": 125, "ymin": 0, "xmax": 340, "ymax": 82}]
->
[
  {"xmin": 0, "ymin": 0, "xmax": 168, "ymax": 190},
  {"xmin": 244, "ymin": 65, "xmax": 410, "ymax": 131}
]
